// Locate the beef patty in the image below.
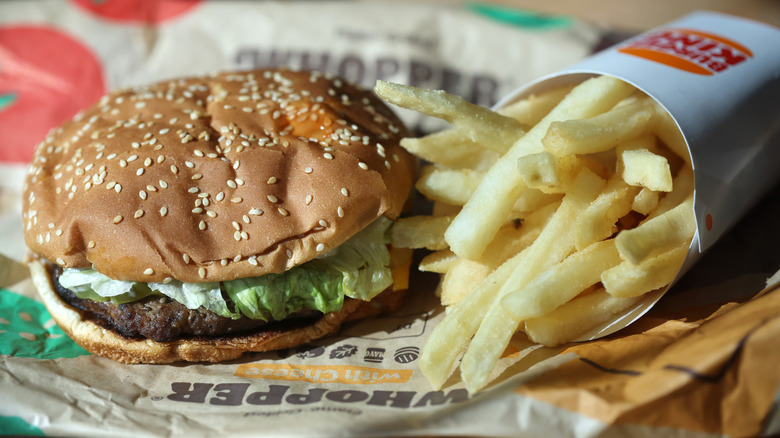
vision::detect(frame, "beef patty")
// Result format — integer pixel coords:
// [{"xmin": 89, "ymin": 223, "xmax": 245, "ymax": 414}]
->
[{"xmin": 48, "ymin": 264, "xmax": 322, "ymax": 342}]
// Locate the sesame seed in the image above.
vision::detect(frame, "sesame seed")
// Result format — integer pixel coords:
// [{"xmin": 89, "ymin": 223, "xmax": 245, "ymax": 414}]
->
[
  {"xmin": 119, "ymin": 160, "xmax": 127, "ymax": 168},
  {"xmin": 337, "ymin": 206, "xmax": 344, "ymax": 217},
  {"xmin": 188, "ymin": 187, "xmax": 199, "ymax": 194},
  {"xmin": 144, "ymin": 157, "xmax": 153, "ymax": 167},
  {"xmin": 241, "ymin": 231, "xmax": 249, "ymax": 240},
  {"xmin": 128, "ymin": 155, "xmax": 138, "ymax": 162},
  {"xmin": 233, "ymin": 231, "xmax": 241, "ymax": 241},
  {"xmin": 319, "ymin": 219, "xmax": 328, "ymax": 227},
  {"xmin": 192, "ymin": 174, "xmax": 203, "ymax": 180},
  {"xmin": 136, "ymin": 168, "xmax": 144, "ymax": 176},
  {"xmin": 198, "ymin": 267, "xmax": 206, "ymax": 279},
  {"xmin": 316, "ymin": 243, "xmax": 325, "ymax": 252},
  {"xmin": 144, "ymin": 268, "xmax": 154, "ymax": 275},
  {"xmin": 267, "ymin": 195, "xmax": 278, "ymax": 203},
  {"xmin": 243, "ymin": 214, "xmax": 250, "ymax": 223},
  {"xmin": 358, "ymin": 162, "xmax": 368, "ymax": 170},
  {"xmin": 233, "ymin": 254, "xmax": 242, "ymax": 263},
  {"xmin": 323, "ymin": 153, "xmax": 334, "ymax": 160},
  {"xmin": 194, "ymin": 149, "xmax": 204, "ymax": 157},
  {"xmin": 304, "ymin": 167, "xmax": 313, "ymax": 174},
  {"xmin": 340, "ymin": 188, "xmax": 349, "ymax": 196},
  {"xmin": 278, "ymin": 207, "xmax": 289, "ymax": 216},
  {"xmin": 216, "ymin": 192, "xmax": 225, "ymax": 201},
  {"xmin": 171, "ymin": 165, "xmax": 179, "ymax": 174},
  {"xmin": 147, "ymin": 185, "xmax": 157, "ymax": 192},
  {"xmin": 305, "ymin": 195, "xmax": 313, "ymax": 205},
  {"xmin": 232, "ymin": 221, "xmax": 241, "ymax": 230},
  {"xmin": 88, "ymin": 240, "xmax": 96, "ymax": 249},
  {"xmin": 235, "ymin": 178, "xmax": 245, "ymax": 186},
  {"xmin": 249, "ymin": 208, "xmax": 263, "ymax": 215},
  {"xmin": 160, "ymin": 206, "xmax": 168, "ymax": 217},
  {"xmin": 159, "ymin": 180, "xmax": 168, "ymax": 189},
  {"xmin": 163, "ymin": 277, "xmax": 172, "ymax": 284},
  {"xmin": 206, "ymin": 210, "xmax": 217, "ymax": 218},
  {"xmin": 115, "ymin": 184, "xmax": 122, "ymax": 193},
  {"xmin": 286, "ymin": 249, "xmax": 293, "ymax": 258},
  {"xmin": 113, "ymin": 215, "xmax": 123, "ymax": 224},
  {"xmin": 185, "ymin": 161, "xmax": 195, "ymax": 168},
  {"xmin": 266, "ymin": 176, "xmax": 277, "ymax": 184},
  {"xmin": 231, "ymin": 197, "xmax": 243, "ymax": 203},
  {"xmin": 227, "ymin": 180, "xmax": 237, "ymax": 189},
  {"xmin": 139, "ymin": 190, "xmax": 147, "ymax": 200},
  {"xmin": 134, "ymin": 209, "xmax": 145, "ymax": 219},
  {"xmin": 248, "ymin": 257, "xmax": 258, "ymax": 266},
  {"xmin": 183, "ymin": 253, "xmax": 190, "ymax": 263},
  {"xmin": 192, "ymin": 207, "xmax": 203, "ymax": 214},
  {"xmin": 199, "ymin": 220, "xmax": 207, "ymax": 230},
  {"xmin": 56, "ymin": 258, "xmax": 65, "ymax": 265}
]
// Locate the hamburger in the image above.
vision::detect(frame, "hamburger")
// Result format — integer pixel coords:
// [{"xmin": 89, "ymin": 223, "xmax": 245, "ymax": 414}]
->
[{"xmin": 22, "ymin": 68, "xmax": 417, "ymax": 364}]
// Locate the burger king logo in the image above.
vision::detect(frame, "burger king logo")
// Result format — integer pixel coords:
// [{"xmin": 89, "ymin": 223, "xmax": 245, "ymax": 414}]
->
[{"xmin": 617, "ymin": 28, "xmax": 752, "ymax": 75}]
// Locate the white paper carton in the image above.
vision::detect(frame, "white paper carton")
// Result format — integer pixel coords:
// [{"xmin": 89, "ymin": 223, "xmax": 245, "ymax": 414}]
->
[{"xmin": 495, "ymin": 11, "xmax": 780, "ymax": 338}]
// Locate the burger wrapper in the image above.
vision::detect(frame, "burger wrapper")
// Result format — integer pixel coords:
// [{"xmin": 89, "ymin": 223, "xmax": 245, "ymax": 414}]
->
[
  {"xmin": 493, "ymin": 11, "xmax": 780, "ymax": 341},
  {"xmin": 1, "ymin": 2, "xmax": 780, "ymax": 437}
]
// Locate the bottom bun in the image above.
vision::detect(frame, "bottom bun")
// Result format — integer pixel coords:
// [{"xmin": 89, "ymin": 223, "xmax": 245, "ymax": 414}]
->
[{"xmin": 29, "ymin": 259, "xmax": 406, "ymax": 364}]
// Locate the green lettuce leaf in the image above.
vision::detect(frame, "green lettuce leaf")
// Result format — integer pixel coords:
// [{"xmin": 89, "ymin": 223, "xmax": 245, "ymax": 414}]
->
[{"xmin": 57, "ymin": 217, "xmax": 393, "ymax": 321}]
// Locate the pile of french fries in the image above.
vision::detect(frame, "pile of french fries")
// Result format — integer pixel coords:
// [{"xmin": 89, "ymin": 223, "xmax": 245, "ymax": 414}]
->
[{"xmin": 375, "ymin": 76, "xmax": 695, "ymax": 393}]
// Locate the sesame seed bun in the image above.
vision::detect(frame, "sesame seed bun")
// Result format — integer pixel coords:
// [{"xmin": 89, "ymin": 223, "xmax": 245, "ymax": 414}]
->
[
  {"xmin": 21, "ymin": 68, "xmax": 416, "ymax": 363},
  {"xmin": 23, "ymin": 69, "xmax": 415, "ymax": 283}
]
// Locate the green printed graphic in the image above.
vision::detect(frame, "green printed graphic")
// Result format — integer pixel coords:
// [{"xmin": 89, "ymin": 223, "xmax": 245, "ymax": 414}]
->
[
  {"xmin": 0, "ymin": 416, "xmax": 45, "ymax": 436},
  {"xmin": 0, "ymin": 289, "xmax": 90, "ymax": 359},
  {"xmin": 467, "ymin": 2, "xmax": 571, "ymax": 29},
  {"xmin": 0, "ymin": 92, "xmax": 17, "ymax": 112}
]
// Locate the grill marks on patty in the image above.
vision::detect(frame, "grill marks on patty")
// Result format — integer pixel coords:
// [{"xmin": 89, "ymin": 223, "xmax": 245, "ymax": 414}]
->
[{"xmin": 48, "ymin": 264, "xmax": 321, "ymax": 342}]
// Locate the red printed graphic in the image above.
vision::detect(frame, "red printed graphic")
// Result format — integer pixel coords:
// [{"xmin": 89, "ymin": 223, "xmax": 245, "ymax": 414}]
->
[
  {"xmin": 618, "ymin": 28, "xmax": 752, "ymax": 76},
  {"xmin": 71, "ymin": 0, "xmax": 201, "ymax": 24},
  {"xmin": 0, "ymin": 26, "xmax": 106, "ymax": 163}
]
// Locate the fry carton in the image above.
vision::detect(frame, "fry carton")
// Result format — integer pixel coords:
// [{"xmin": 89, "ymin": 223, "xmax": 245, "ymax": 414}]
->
[{"xmin": 494, "ymin": 11, "xmax": 780, "ymax": 339}]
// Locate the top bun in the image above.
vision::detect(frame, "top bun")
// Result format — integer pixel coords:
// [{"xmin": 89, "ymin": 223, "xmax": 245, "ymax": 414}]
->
[{"xmin": 23, "ymin": 69, "xmax": 416, "ymax": 283}]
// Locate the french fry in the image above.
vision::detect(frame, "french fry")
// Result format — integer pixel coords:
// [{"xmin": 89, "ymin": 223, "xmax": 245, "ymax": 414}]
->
[
  {"xmin": 418, "ymin": 250, "xmax": 457, "ymax": 274},
  {"xmin": 445, "ymin": 75, "xmax": 636, "ymax": 260},
  {"xmin": 458, "ymin": 168, "xmax": 606, "ymax": 392},
  {"xmin": 542, "ymin": 97, "xmax": 656, "ymax": 156},
  {"xmin": 621, "ymin": 148, "xmax": 674, "ymax": 192},
  {"xmin": 602, "ymin": 241, "xmax": 690, "ymax": 298},
  {"xmin": 419, "ymin": 248, "xmax": 528, "ymax": 389},
  {"xmin": 632, "ymin": 187, "xmax": 660, "ymax": 215},
  {"xmin": 575, "ymin": 171, "xmax": 640, "ymax": 251},
  {"xmin": 524, "ymin": 288, "xmax": 643, "ymax": 347},
  {"xmin": 615, "ymin": 195, "xmax": 695, "ymax": 264},
  {"xmin": 501, "ymin": 239, "xmax": 621, "ymax": 321},
  {"xmin": 651, "ymin": 103, "xmax": 691, "ymax": 165},
  {"xmin": 416, "ymin": 165, "xmax": 483, "ymax": 206},
  {"xmin": 439, "ymin": 258, "xmax": 491, "ymax": 306},
  {"xmin": 375, "ymin": 80, "xmax": 526, "ymax": 154},
  {"xmin": 497, "ymin": 84, "xmax": 576, "ymax": 126},
  {"xmin": 401, "ymin": 129, "xmax": 499, "ymax": 170},
  {"xmin": 391, "ymin": 215, "xmax": 453, "ymax": 251}
]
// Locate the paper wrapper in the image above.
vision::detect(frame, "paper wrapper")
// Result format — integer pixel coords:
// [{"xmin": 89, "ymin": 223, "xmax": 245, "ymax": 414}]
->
[{"xmin": 2, "ymin": 2, "xmax": 780, "ymax": 437}]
